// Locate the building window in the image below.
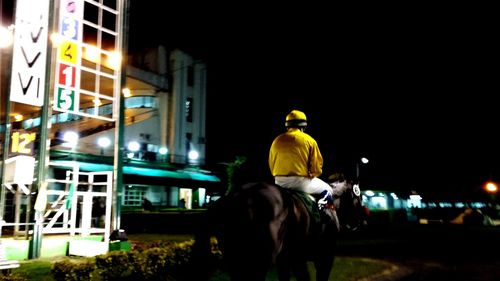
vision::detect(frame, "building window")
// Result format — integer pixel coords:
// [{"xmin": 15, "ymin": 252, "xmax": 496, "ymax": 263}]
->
[
  {"xmin": 124, "ymin": 186, "xmax": 146, "ymax": 206},
  {"xmin": 185, "ymin": 97, "xmax": 193, "ymax": 122}
]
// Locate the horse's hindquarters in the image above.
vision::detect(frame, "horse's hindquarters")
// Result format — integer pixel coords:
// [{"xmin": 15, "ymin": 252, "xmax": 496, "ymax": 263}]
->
[{"xmin": 217, "ymin": 183, "xmax": 288, "ymax": 281}]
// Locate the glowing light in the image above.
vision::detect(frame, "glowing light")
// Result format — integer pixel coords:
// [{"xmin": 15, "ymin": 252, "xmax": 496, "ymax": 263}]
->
[
  {"xmin": 97, "ymin": 137, "xmax": 111, "ymax": 148},
  {"xmin": 106, "ymin": 51, "xmax": 121, "ymax": 70},
  {"xmin": 159, "ymin": 147, "xmax": 168, "ymax": 155},
  {"xmin": 84, "ymin": 45, "xmax": 100, "ymax": 63},
  {"xmin": 62, "ymin": 131, "xmax": 79, "ymax": 148},
  {"xmin": 128, "ymin": 141, "xmax": 140, "ymax": 152},
  {"xmin": 13, "ymin": 114, "xmax": 23, "ymax": 122},
  {"xmin": 50, "ymin": 32, "xmax": 63, "ymax": 47},
  {"xmin": 485, "ymin": 182, "xmax": 498, "ymax": 193},
  {"xmin": 188, "ymin": 150, "xmax": 199, "ymax": 160},
  {"xmin": 122, "ymin": 88, "xmax": 131, "ymax": 97},
  {"xmin": 0, "ymin": 25, "xmax": 14, "ymax": 48},
  {"xmin": 93, "ymin": 98, "xmax": 102, "ymax": 106}
]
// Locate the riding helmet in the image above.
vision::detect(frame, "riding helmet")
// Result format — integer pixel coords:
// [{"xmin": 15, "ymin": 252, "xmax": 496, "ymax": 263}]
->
[{"xmin": 285, "ymin": 110, "xmax": 307, "ymax": 128}]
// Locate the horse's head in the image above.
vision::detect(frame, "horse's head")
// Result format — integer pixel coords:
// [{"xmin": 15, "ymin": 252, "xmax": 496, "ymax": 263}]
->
[{"xmin": 329, "ymin": 177, "xmax": 369, "ymax": 232}]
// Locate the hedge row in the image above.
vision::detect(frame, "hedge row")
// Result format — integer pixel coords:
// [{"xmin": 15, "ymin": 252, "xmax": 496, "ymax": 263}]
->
[
  {"xmin": 53, "ymin": 239, "xmax": 222, "ymax": 281},
  {"xmin": 1, "ymin": 239, "xmax": 221, "ymax": 281}
]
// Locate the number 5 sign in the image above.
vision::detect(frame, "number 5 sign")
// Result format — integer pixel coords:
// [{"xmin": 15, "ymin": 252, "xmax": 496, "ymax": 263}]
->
[{"xmin": 55, "ymin": 87, "xmax": 76, "ymax": 111}]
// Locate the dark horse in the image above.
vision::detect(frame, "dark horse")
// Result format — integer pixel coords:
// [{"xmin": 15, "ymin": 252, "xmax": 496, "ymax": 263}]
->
[{"xmin": 191, "ymin": 181, "xmax": 365, "ymax": 281}]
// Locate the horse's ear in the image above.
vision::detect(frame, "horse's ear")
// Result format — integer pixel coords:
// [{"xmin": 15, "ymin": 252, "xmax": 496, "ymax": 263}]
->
[{"xmin": 327, "ymin": 172, "xmax": 345, "ymax": 182}]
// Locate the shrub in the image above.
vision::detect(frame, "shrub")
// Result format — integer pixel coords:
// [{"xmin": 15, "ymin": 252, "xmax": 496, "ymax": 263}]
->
[
  {"xmin": 50, "ymin": 238, "xmax": 220, "ymax": 280},
  {"xmin": 51, "ymin": 258, "xmax": 95, "ymax": 281},
  {"xmin": 93, "ymin": 251, "xmax": 143, "ymax": 281}
]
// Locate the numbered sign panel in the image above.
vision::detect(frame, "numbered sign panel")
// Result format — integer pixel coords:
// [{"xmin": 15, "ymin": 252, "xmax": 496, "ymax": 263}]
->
[
  {"xmin": 52, "ymin": 0, "xmax": 119, "ymax": 122},
  {"xmin": 53, "ymin": 0, "xmax": 83, "ymax": 113},
  {"xmin": 10, "ymin": 130, "xmax": 37, "ymax": 156}
]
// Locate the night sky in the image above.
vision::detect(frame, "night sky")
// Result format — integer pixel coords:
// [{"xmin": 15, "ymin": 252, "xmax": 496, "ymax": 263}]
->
[{"xmin": 123, "ymin": 2, "xmax": 498, "ymax": 196}]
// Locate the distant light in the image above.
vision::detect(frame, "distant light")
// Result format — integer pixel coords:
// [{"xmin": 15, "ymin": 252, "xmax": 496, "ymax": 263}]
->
[
  {"xmin": 14, "ymin": 114, "xmax": 23, "ymax": 122},
  {"xmin": 485, "ymin": 182, "xmax": 498, "ymax": 193},
  {"xmin": 106, "ymin": 51, "xmax": 121, "ymax": 70},
  {"xmin": 128, "ymin": 141, "xmax": 140, "ymax": 152},
  {"xmin": 0, "ymin": 25, "xmax": 14, "ymax": 48},
  {"xmin": 188, "ymin": 150, "xmax": 199, "ymax": 160},
  {"xmin": 122, "ymin": 88, "xmax": 131, "ymax": 97},
  {"xmin": 62, "ymin": 131, "xmax": 79, "ymax": 148},
  {"xmin": 93, "ymin": 98, "xmax": 102, "ymax": 106},
  {"xmin": 361, "ymin": 157, "xmax": 369, "ymax": 164},
  {"xmin": 84, "ymin": 45, "xmax": 100, "ymax": 63},
  {"xmin": 97, "ymin": 137, "xmax": 111, "ymax": 148},
  {"xmin": 50, "ymin": 32, "xmax": 63, "ymax": 47},
  {"xmin": 365, "ymin": 190, "xmax": 375, "ymax": 197},
  {"xmin": 159, "ymin": 147, "xmax": 168, "ymax": 155},
  {"xmin": 409, "ymin": 194, "xmax": 422, "ymax": 200}
]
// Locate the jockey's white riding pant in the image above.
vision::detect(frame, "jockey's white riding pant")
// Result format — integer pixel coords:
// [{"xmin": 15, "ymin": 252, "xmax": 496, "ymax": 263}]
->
[{"xmin": 274, "ymin": 176, "xmax": 333, "ymax": 196}]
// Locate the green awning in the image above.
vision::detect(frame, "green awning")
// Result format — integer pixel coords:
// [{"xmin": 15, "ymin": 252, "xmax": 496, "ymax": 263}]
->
[{"xmin": 51, "ymin": 160, "xmax": 220, "ymax": 183}]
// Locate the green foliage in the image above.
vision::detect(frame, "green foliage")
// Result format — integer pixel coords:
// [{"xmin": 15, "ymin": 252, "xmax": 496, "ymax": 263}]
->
[
  {"xmin": 226, "ymin": 156, "xmax": 247, "ymax": 194},
  {"xmin": 93, "ymin": 251, "xmax": 142, "ymax": 281},
  {"xmin": 0, "ymin": 273, "xmax": 26, "ymax": 281},
  {"xmin": 139, "ymin": 247, "xmax": 171, "ymax": 280},
  {"xmin": 12, "ymin": 254, "xmax": 389, "ymax": 281},
  {"xmin": 51, "ymin": 258, "xmax": 95, "ymax": 281},
  {"xmin": 12, "ymin": 235, "xmax": 390, "ymax": 281},
  {"xmin": 48, "ymin": 240, "xmax": 209, "ymax": 281},
  {"xmin": 131, "ymin": 239, "xmax": 177, "ymax": 252}
]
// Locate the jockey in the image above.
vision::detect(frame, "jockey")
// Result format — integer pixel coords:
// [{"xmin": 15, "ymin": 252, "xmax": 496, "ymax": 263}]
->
[{"xmin": 269, "ymin": 109, "xmax": 335, "ymax": 208}]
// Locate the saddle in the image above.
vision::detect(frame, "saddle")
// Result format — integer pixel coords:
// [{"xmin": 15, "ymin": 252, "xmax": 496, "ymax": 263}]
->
[{"xmin": 282, "ymin": 188, "xmax": 340, "ymax": 231}]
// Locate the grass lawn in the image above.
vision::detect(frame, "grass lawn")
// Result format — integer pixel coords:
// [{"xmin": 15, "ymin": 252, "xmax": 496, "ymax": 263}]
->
[{"xmin": 9, "ymin": 233, "xmax": 391, "ymax": 281}]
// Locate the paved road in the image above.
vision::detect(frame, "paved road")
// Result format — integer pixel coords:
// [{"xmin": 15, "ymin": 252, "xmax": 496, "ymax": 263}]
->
[{"xmin": 335, "ymin": 224, "xmax": 500, "ymax": 281}]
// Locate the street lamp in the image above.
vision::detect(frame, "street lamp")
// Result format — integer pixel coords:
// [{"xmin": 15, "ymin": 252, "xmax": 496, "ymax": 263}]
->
[
  {"xmin": 485, "ymin": 182, "xmax": 498, "ymax": 193},
  {"xmin": 356, "ymin": 157, "xmax": 369, "ymax": 184},
  {"xmin": 97, "ymin": 137, "xmax": 111, "ymax": 155}
]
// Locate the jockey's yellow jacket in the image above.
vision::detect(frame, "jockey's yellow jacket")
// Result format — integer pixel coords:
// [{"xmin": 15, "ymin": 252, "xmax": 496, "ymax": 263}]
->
[{"xmin": 269, "ymin": 128, "xmax": 324, "ymax": 178}]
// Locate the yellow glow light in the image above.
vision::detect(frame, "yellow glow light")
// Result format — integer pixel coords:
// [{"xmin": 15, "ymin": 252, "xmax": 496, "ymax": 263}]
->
[
  {"xmin": 50, "ymin": 33, "xmax": 63, "ymax": 48},
  {"xmin": 14, "ymin": 114, "xmax": 23, "ymax": 122},
  {"xmin": 485, "ymin": 182, "xmax": 498, "ymax": 193},
  {"xmin": 84, "ymin": 46, "xmax": 100, "ymax": 63},
  {"xmin": 122, "ymin": 88, "xmax": 131, "ymax": 97},
  {"xmin": 106, "ymin": 51, "xmax": 122, "ymax": 70},
  {"xmin": 93, "ymin": 98, "xmax": 102, "ymax": 106},
  {"xmin": 0, "ymin": 25, "xmax": 14, "ymax": 48}
]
